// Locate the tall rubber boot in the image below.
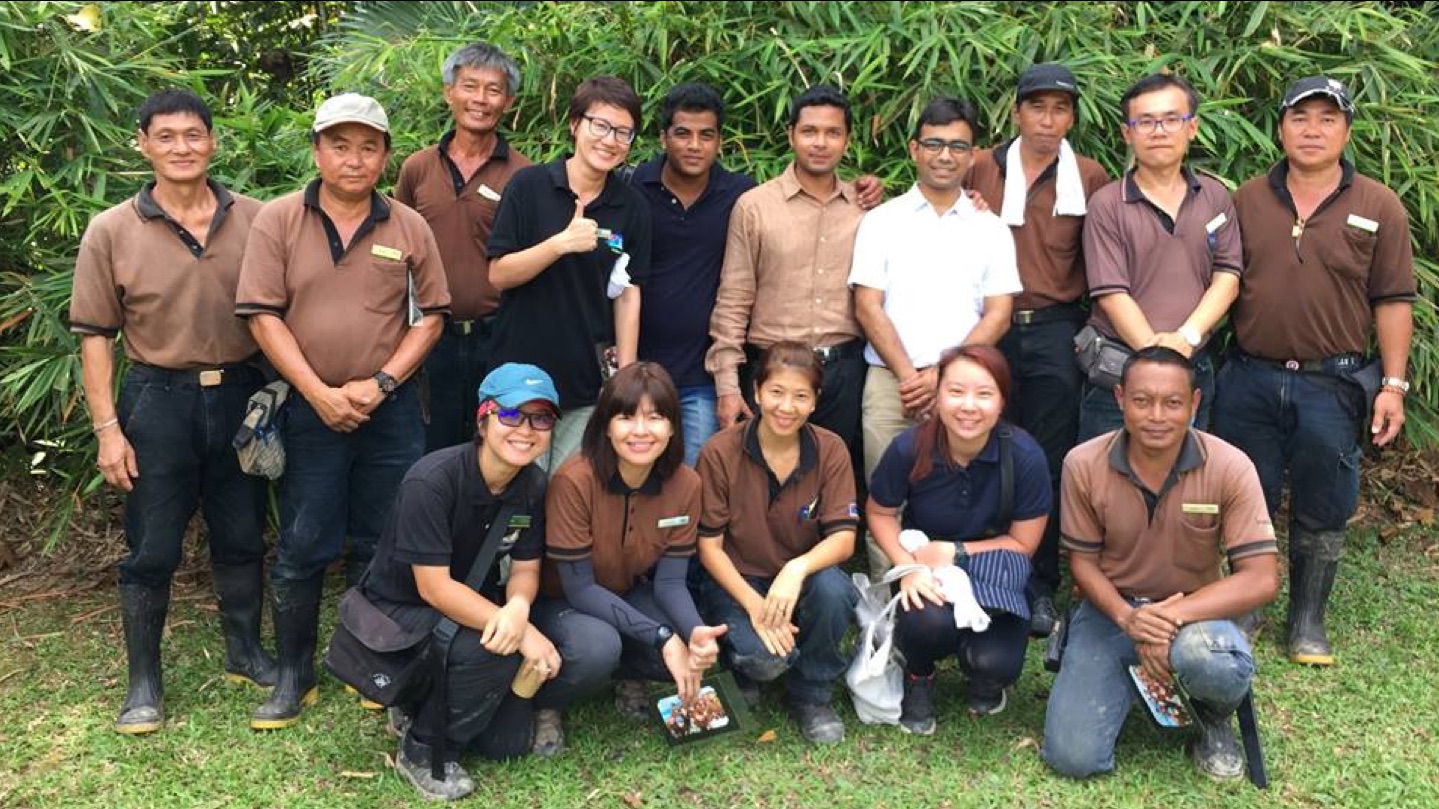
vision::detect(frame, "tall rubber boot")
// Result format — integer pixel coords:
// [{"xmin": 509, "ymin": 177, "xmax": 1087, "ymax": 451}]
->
[
  {"xmin": 1287, "ymin": 528, "xmax": 1344, "ymax": 666},
  {"xmin": 250, "ymin": 575, "xmax": 323, "ymax": 730},
  {"xmin": 1188, "ymin": 699, "xmax": 1244, "ymax": 780},
  {"xmin": 115, "ymin": 583, "xmax": 169, "ymax": 735},
  {"xmin": 212, "ymin": 561, "xmax": 278, "ymax": 688}
]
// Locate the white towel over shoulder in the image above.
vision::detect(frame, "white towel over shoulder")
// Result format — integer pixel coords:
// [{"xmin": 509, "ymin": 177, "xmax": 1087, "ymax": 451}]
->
[{"xmin": 999, "ymin": 137, "xmax": 1088, "ymax": 227}]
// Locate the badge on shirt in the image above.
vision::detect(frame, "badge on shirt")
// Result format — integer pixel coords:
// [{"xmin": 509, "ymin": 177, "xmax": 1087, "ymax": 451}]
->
[
  {"xmin": 657, "ymin": 515, "xmax": 690, "ymax": 529},
  {"xmin": 1204, "ymin": 213, "xmax": 1227, "ymax": 234},
  {"xmin": 1346, "ymin": 213, "xmax": 1379, "ymax": 233},
  {"xmin": 478, "ymin": 184, "xmax": 503, "ymax": 202},
  {"xmin": 847, "ymin": 502, "xmax": 860, "ymax": 518},
  {"xmin": 508, "ymin": 515, "xmax": 532, "ymax": 529},
  {"xmin": 371, "ymin": 244, "xmax": 404, "ymax": 261},
  {"xmin": 595, "ymin": 229, "xmax": 625, "ymax": 254},
  {"xmin": 1182, "ymin": 503, "xmax": 1220, "ymax": 515}
]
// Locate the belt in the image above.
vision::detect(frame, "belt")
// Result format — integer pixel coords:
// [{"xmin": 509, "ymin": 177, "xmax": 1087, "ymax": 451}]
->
[
  {"xmin": 1012, "ymin": 302, "xmax": 1085, "ymax": 326},
  {"xmin": 129, "ymin": 362, "xmax": 262, "ymax": 388},
  {"xmin": 446, "ymin": 316, "xmax": 496, "ymax": 337},
  {"xmin": 745, "ymin": 339, "xmax": 864, "ymax": 364},
  {"xmin": 1239, "ymin": 350, "xmax": 1366, "ymax": 375}
]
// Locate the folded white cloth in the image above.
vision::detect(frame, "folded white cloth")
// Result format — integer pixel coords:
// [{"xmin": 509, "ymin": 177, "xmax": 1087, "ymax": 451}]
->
[
  {"xmin": 999, "ymin": 137, "xmax": 1087, "ymax": 227},
  {"xmin": 896, "ymin": 530, "xmax": 990, "ymax": 632},
  {"xmin": 605, "ymin": 251, "xmax": 632, "ymax": 299}
]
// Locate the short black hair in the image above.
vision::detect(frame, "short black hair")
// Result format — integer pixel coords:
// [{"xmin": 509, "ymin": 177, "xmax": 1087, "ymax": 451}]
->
[
  {"xmin": 137, "ymin": 89, "xmax": 212, "ymax": 133},
  {"xmin": 788, "ymin": 84, "xmax": 852, "ymax": 131},
  {"xmin": 658, "ymin": 82, "xmax": 725, "ymax": 132},
  {"xmin": 1119, "ymin": 73, "xmax": 1200, "ymax": 121},
  {"xmin": 912, "ymin": 96, "xmax": 979, "ymax": 141},
  {"xmin": 581, "ymin": 362, "xmax": 685, "ymax": 484},
  {"xmin": 568, "ymin": 75, "xmax": 643, "ymax": 133},
  {"xmin": 1120, "ymin": 346, "xmax": 1197, "ymax": 390}
]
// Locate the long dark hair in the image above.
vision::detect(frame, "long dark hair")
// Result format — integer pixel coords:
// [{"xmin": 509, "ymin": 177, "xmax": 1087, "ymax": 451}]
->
[
  {"xmin": 581, "ymin": 362, "xmax": 685, "ymax": 484},
  {"xmin": 909, "ymin": 345, "xmax": 1011, "ymax": 482}
]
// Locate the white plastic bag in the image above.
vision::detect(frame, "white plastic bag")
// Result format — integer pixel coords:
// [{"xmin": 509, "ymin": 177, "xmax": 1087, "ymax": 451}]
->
[{"xmin": 846, "ymin": 564, "xmax": 924, "ymax": 725}]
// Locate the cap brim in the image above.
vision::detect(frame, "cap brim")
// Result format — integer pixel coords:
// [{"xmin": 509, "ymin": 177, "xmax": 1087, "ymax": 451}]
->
[
  {"xmin": 313, "ymin": 117, "xmax": 389, "ymax": 134},
  {"xmin": 1284, "ymin": 89, "xmax": 1352, "ymax": 112}
]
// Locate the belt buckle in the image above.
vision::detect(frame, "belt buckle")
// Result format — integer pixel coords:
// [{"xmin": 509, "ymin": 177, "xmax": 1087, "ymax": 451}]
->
[
  {"xmin": 198, "ymin": 369, "xmax": 224, "ymax": 387},
  {"xmin": 1282, "ymin": 359, "xmax": 1300, "ymax": 371},
  {"xmin": 1013, "ymin": 310, "xmax": 1037, "ymax": 326}
]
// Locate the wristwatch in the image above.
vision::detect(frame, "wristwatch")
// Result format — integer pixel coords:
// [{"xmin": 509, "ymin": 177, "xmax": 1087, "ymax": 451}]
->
[
  {"xmin": 1381, "ymin": 376, "xmax": 1410, "ymax": 394},
  {"xmin": 1178, "ymin": 325, "xmax": 1203, "ymax": 349},
  {"xmin": 373, "ymin": 371, "xmax": 398, "ymax": 395},
  {"xmin": 652, "ymin": 624, "xmax": 676, "ymax": 651}
]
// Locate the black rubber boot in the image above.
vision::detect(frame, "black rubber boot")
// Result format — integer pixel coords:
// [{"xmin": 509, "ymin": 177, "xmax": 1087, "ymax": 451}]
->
[
  {"xmin": 1188, "ymin": 699, "xmax": 1244, "ymax": 780},
  {"xmin": 1287, "ymin": 528, "xmax": 1343, "ymax": 666},
  {"xmin": 115, "ymin": 583, "xmax": 169, "ymax": 735},
  {"xmin": 212, "ymin": 562, "xmax": 278, "ymax": 688},
  {"xmin": 250, "ymin": 575, "xmax": 323, "ymax": 730}
]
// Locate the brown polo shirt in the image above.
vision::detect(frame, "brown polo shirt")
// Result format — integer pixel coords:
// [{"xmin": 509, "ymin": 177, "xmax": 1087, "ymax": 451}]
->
[
  {"xmin": 706, "ymin": 162, "xmax": 865, "ymax": 396},
  {"xmin": 696, "ymin": 421, "xmax": 858, "ymax": 578},
  {"xmin": 1231, "ymin": 160, "xmax": 1416, "ymax": 360},
  {"xmin": 1060, "ymin": 429, "xmax": 1276, "ymax": 601},
  {"xmin": 968, "ymin": 142, "xmax": 1110, "ymax": 310},
  {"xmin": 1083, "ymin": 168, "xmax": 1243, "ymax": 346},
  {"xmin": 70, "ymin": 181, "xmax": 261, "ymax": 369},
  {"xmin": 543, "ymin": 455, "xmax": 700, "ymax": 597},
  {"xmin": 394, "ymin": 132, "xmax": 532, "ymax": 320},
  {"xmin": 235, "ymin": 180, "xmax": 451, "ymax": 386}
]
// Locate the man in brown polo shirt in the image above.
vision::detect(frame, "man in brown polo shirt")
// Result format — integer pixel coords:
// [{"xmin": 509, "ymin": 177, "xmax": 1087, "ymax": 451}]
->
[
  {"xmin": 1212, "ymin": 76, "xmax": 1416, "ymax": 666},
  {"xmin": 235, "ymin": 93, "xmax": 450, "ymax": 730},
  {"xmin": 1043, "ymin": 347, "xmax": 1278, "ymax": 781},
  {"xmin": 968, "ymin": 64, "xmax": 1111, "ymax": 636},
  {"xmin": 1078, "ymin": 73, "xmax": 1243, "ymax": 441},
  {"xmin": 70, "ymin": 89, "xmax": 273, "ymax": 736},
  {"xmin": 395, "ymin": 42, "xmax": 533, "ymax": 451}
]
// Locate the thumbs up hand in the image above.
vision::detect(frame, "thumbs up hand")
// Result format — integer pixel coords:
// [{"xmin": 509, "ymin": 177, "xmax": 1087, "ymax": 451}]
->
[
  {"xmin": 686, "ymin": 624, "xmax": 728, "ymax": 672},
  {"xmin": 550, "ymin": 197, "xmax": 600, "ymax": 256}
]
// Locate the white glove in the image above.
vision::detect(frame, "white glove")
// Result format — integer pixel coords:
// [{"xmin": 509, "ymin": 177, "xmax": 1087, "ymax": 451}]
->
[{"xmin": 605, "ymin": 251, "xmax": 632, "ymax": 299}]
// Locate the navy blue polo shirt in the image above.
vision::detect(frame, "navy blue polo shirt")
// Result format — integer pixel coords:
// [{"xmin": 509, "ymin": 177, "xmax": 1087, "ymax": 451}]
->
[
  {"xmin": 633, "ymin": 157, "xmax": 756, "ymax": 388},
  {"xmin": 487, "ymin": 158, "xmax": 653, "ymax": 409},
  {"xmin": 869, "ymin": 423, "xmax": 1052, "ymax": 540}
]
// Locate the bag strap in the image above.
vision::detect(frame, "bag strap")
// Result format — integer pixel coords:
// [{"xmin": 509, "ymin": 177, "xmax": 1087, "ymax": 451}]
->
[{"xmin": 998, "ymin": 426, "xmax": 1013, "ymax": 530}]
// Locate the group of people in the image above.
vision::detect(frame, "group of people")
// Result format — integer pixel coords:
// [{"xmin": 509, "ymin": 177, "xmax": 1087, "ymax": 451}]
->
[{"xmin": 71, "ymin": 35, "xmax": 1415, "ymax": 800}]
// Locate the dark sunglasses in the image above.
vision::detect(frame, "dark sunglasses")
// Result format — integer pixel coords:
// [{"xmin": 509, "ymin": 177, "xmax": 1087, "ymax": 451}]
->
[{"xmin": 493, "ymin": 407, "xmax": 557, "ymax": 432}]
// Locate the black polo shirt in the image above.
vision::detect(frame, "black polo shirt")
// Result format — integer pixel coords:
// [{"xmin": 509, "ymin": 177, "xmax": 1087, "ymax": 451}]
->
[
  {"xmin": 363, "ymin": 442, "xmax": 547, "ymax": 606},
  {"xmin": 633, "ymin": 157, "xmax": 756, "ymax": 388},
  {"xmin": 486, "ymin": 157, "xmax": 653, "ymax": 409}
]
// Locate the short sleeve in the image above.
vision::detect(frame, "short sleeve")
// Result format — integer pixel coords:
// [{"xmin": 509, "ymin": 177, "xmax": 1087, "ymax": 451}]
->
[
  {"xmin": 1059, "ymin": 452, "xmax": 1103, "ymax": 553},
  {"xmin": 235, "ymin": 204, "xmax": 291, "ymax": 317},
  {"xmin": 1082, "ymin": 185, "xmax": 1130, "ymax": 297},
  {"xmin": 1211, "ymin": 192, "xmax": 1243, "ymax": 275},
  {"xmin": 816, "ymin": 433, "xmax": 859, "ymax": 536},
  {"xmin": 392, "ymin": 478, "xmax": 458, "ymax": 568},
  {"xmin": 1010, "ymin": 432, "xmax": 1054, "ymax": 521},
  {"xmin": 507, "ymin": 469, "xmax": 548, "ymax": 562},
  {"xmin": 69, "ymin": 216, "xmax": 123, "ymax": 335},
  {"xmin": 868, "ymin": 428, "xmax": 918, "ymax": 509},
  {"xmin": 696, "ymin": 440, "xmax": 732, "ymax": 537},
  {"xmin": 619, "ymin": 187, "xmax": 654, "ymax": 285},
  {"xmin": 1367, "ymin": 186, "xmax": 1417, "ymax": 301},
  {"xmin": 1219, "ymin": 452, "xmax": 1278, "ymax": 563},
  {"xmin": 663, "ymin": 474, "xmax": 700, "ymax": 558},
  {"xmin": 980, "ymin": 216, "xmax": 1023, "ymax": 297},
  {"xmin": 404, "ymin": 208, "xmax": 451, "ymax": 314},
  {"xmin": 544, "ymin": 464, "xmax": 594, "ymax": 563},
  {"xmin": 486, "ymin": 167, "xmax": 534, "ymax": 259}
]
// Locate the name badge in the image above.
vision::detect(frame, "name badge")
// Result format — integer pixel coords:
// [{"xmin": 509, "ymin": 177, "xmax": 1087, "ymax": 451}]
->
[
  {"xmin": 371, "ymin": 244, "xmax": 403, "ymax": 261},
  {"xmin": 1204, "ymin": 213, "xmax": 1227, "ymax": 234},
  {"xmin": 508, "ymin": 515, "xmax": 532, "ymax": 529},
  {"xmin": 1182, "ymin": 503, "xmax": 1220, "ymax": 515},
  {"xmin": 657, "ymin": 515, "xmax": 690, "ymax": 529},
  {"xmin": 1346, "ymin": 213, "xmax": 1379, "ymax": 233},
  {"xmin": 478, "ymin": 184, "xmax": 503, "ymax": 202}
]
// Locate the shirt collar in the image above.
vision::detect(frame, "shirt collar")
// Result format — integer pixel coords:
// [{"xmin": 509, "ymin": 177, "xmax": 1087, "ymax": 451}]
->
[
  {"xmin": 900, "ymin": 183, "xmax": 975, "ymax": 218},
  {"xmin": 302, "ymin": 178, "xmax": 392, "ymax": 221},
  {"xmin": 436, "ymin": 129, "xmax": 513, "ymax": 161},
  {"xmin": 543, "ymin": 155, "xmax": 629, "ymax": 209},
  {"xmin": 135, "ymin": 178, "xmax": 234, "ymax": 220},
  {"xmin": 741, "ymin": 419, "xmax": 820, "ymax": 479},
  {"xmin": 1121, "ymin": 165, "xmax": 1204, "ymax": 204},
  {"xmin": 1265, "ymin": 157, "xmax": 1355, "ymax": 207},
  {"xmin": 1106, "ymin": 428, "xmax": 1206, "ymax": 480},
  {"xmin": 776, "ymin": 161, "xmax": 857, "ymax": 205},
  {"xmin": 464, "ymin": 443, "xmax": 539, "ymax": 505},
  {"xmin": 606, "ymin": 467, "xmax": 665, "ymax": 496}
]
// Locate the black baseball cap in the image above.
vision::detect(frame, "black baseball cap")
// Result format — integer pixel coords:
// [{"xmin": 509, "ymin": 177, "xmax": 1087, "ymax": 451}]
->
[
  {"xmin": 1280, "ymin": 76, "xmax": 1354, "ymax": 122},
  {"xmin": 1016, "ymin": 64, "xmax": 1079, "ymax": 102}
]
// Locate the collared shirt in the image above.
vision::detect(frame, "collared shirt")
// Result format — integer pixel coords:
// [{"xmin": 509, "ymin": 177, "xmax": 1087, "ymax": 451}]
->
[
  {"xmin": 706, "ymin": 163, "xmax": 865, "ymax": 396},
  {"xmin": 967, "ymin": 141, "xmax": 1111, "ymax": 309},
  {"xmin": 70, "ymin": 180, "xmax": 261, "ymax": 369},
  {"xmin": 1083, "ymin": 167, "xmax": 1243, "ymax": 346},
  {"xmin": 363, "ymin": 442, "xmax": 547, "ymax": 605},
  {"xmin": 848, "ymin": 186, "xmax": 1021, "ymax": 368},
  {"xmin": 543, "ymin": 455, "xmax": 699, "ymax": 596},
  {"xmin": 236, "ymin": 180, "xmax": 451, "ymax": 386},
  {"xmin": 634, "ymin": 157, "xmax": 757, "ymax": 388},
  {"xmin": 1060, "ymin": 429, "xmax": 1277, "ymax": 601},
  {"xmin": 393, "ymin": 131, "xmax": 532, "ymax": 319},
  {"xmin": 1231, "ymin": 159, "xmax": 1416, "ymax": 360},
  {"xmin": 696, "ymin": 421, "xmax": 858, "ymax": 578},
  {"xmin": 486, "ymin": 158, "xmax": 653, "ymax": 409}
]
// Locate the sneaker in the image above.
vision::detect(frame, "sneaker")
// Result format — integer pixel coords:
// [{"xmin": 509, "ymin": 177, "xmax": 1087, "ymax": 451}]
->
[
  {"xmin": 899, "ymin": 673, "xmax": 936, "ymax": 735},
  {"xmin": 614, "ymin": 679, "xmax": 651, "ymax": 722},
  {"xmin": 386, "ymin": 707, "xmax": 412, "ymax": 739},
  {"xmin": 1029, "ymin": 594, "xmax": 1059, "ymax": 638},
  {"xmin": 785, "ymin": 697, "xmax": 845, "ymax": 745},
  {"xmin": 531, "ymin": 708, "xmax": 566, "ymax": 758},
  {"xmin": 967, "ymin": 687, "xmax": 1008, "ymax": 717},
  {"xmin": 1189, "ymin": 708, "xmax": 1244, "ymax": 780},
  {"xmin": 395, "ymin": 741, "xmax": 475, "ymax": 801}
]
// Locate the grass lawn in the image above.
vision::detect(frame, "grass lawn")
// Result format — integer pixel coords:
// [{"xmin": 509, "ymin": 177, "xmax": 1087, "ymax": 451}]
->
[{"xmin": 2, "ymin": 527, "xmax": 1437, "ymax": 809}]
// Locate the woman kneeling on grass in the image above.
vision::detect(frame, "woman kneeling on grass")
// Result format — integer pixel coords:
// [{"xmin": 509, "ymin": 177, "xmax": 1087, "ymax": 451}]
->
[
  {"xmin": 360, "ymin": 363, "xmax": 564, "ymax": 800},
  {"xmin": 694, "ymin": 342, "xmax": 859, "ymax": 745},
  {"xmin": 529, "ymin": 362, "xmax": 726, "ymax": 755},
  {"xmin": 867, "ymin": 345, "xmax": 1052, "ymax": 734}
]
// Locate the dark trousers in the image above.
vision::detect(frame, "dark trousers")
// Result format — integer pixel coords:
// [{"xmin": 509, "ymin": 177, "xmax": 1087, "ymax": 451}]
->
[
  {"xmin": 423, "ymin": 320, "xmax": 495, "ymax": 453},
  {"xmin": 407, "ymin": 626, "xmax": 533, "ymax": 762},
  {"xmin": 894, "ymin": 604, "xmax": 1028, "ymax": 697},
  {"xmin": 1000, "ymin": 315, "xmax": 1083, "ymax": 595},
  {"xmin": 116, "ymin": 364, "xmax": 266, "ymax": 588},
  {"xmin": 1211, "ymin": 354, "xmax": 1363, "ymax": 531},
  {"xmin": 1078, "ymin": 350, "xmax": 1214, "ymax": 443},
  {"xmin": 528, "ymin": 583, "xmax": 674, "ymax": 711},
  {"xmin": 272, "ymin": 383, "xmax": 423, "ymax": 582}
]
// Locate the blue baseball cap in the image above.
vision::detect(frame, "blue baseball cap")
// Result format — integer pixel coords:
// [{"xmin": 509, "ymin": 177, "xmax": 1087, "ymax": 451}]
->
[{"xmin": 477, "ymin": 363, "xmax": 560, "ymax": 410}]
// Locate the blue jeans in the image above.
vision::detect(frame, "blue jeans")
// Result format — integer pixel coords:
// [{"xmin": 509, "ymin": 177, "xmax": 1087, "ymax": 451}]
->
[
  {"xmin": 528, "ymin": 583, "xmax": 675, "ymax": 711},
  {"xmin": 1078, "ymin": 351, "xmax": 1214, "ymax": 443},
  {"xmin": 272, "ymin": 383, "xmax": 424, "ymax": 582},
  {"xmin": 1211, "ymin": 354, "xmax": 1363, "ymax": 532},
  {"xmin": 696, "ymin": 566, "xmax": 856, "ymax": 705},
  {"xmin": 423, "ymin": 321, "xmax": 495, "ymax": 453},
  {"xmin": 116, "ymin": 364, "xmax": 267, "ymax": 588},
  {"xmin": 678, "ymin": 384, "xmax": 717, "ymax": 467},
  {"xmin": 1042, "ymin": 600, "xmax": 1255, "ymax": 779}
]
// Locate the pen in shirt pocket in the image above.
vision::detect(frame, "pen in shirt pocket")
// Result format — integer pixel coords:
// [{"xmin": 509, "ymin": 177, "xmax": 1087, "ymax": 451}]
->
[{"xmin": 797, "ymin": 493, "xmax": 820, "ymax": 524}]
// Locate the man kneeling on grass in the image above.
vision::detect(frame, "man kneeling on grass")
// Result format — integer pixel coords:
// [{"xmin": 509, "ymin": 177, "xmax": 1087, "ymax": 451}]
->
[{"xmin": 1041, "ymin": 347, "xmax": 1280, "ymax": 780}]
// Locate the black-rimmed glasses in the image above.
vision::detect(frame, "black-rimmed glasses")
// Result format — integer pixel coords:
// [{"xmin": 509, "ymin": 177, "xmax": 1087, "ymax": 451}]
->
[
  {"xmin": 582, "ymin": 114, "xmax": 637, "ymax": 145},
  {"xmin": 1126, "ymin": 114, "xmax": 1194, "ymax": 134},
  {"xmin": 915, "ymin": 138, "xmax": 973, "ymax": 155}
]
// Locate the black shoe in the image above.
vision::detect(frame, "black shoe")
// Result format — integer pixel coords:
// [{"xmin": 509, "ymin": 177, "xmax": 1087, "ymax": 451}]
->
[
  {"xmin": 212, "ymin": 561, "xmax": 278, "ymax": 688},
  {"xmin": 1029, "ymin": 594, "xmax": 1059, "ymax": 638},
  {"xmin": 250, "ymin": 575, "xmax": 323, "ymax": 730},
  {"xmin": 784, "ymin": 697, "xmax": 845, "ymax": 745},
  {"xmin": 1189, "ymin": 702, "xmax": 1244, "ymax": 780},
  {"xmin": 396, "ymin": 733, "xmax": 475, "ymax": 801},
  {"xmin": 967, "ymin": 686, "xmax": 1008, "ymax": 717},
  {"xmin": 899, "ymin": 673, "xmax": 936, "ymax": 736},
  {"xmin": 115, "ymin": 583, "xmax": 169, "ymax": 735}
]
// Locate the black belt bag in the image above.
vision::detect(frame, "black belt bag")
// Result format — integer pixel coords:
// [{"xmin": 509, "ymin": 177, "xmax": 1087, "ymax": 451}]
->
[{"xmin": 1073, "ymin": 324, "xmax": 1132, "ymax": 390}]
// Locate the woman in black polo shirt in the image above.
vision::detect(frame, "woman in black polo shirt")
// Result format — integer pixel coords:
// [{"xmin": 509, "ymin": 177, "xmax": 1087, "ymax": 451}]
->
[
  {"xmin": 867, "ymin": 345, "xmax": 1052, "ymax": 734},
  {"xmin": 694, "ymin": 342, "xmax": 860, "ymax": 745},
  {"xmin": 358, "ymin": 364, "xmax": 564, "ymax": 800}
]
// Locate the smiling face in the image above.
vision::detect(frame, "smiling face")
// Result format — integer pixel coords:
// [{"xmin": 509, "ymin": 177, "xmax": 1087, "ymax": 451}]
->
[
  {"xmin": 787, "ymin": 104, "xmax": 849, "ymax": 180},
  {"xmin": 138, "ymin": 111, "xmax": 215, "ymax": 184},
  {"xmin": 1278, "ymin": 97, "xmax": 1350, "ymax": 173},
  {"xmin": 909, "ymin": 119, "xmax": 975, "ymax": 195},
  {"xmin": 660, "ymin": 108, "xmax": 721, "ymax": 181},
  {"xmin": 1117, "ymin": 360, "xmax": 1198, "ymax": 454},
  {"xmin": 755, "ymin": 367, "xmax": 818, "ymax": 439},
  {"xmin": 935, "ymin": 358, "xmax": 1004, "ymax": 447},
  {"xmin": 312, "ymin": 122, "xmax": 389, "ymax": 199},
  {"xmin": 478, "ymin": 402, "xmax": 554, "ymax": 469},
  {"xmin": 569, "ymin": 102, "xmax": 635, "ymax": 175},
  {"xmin": 444, "ymin": 65, "xmax": 515, "ymax": 137},
  {"xmin": 607, "ymin": 394, "xmax": 673, "ymax": 475}
]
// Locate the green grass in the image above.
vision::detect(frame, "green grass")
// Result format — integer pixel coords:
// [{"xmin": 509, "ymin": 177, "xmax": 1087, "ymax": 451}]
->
[{"xmin": 3, "ymin": 529, "xmax": 1437, "ymax": 808}]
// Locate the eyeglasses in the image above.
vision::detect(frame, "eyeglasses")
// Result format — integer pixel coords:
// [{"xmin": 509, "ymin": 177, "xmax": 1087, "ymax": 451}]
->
[
  {"xmin": 582, "ymin": 114, "xmax": 637, "ymax": 145},
  {"xmin": 493, "ymin": 407, "xmax": 558, "ymax": 432},
  {"xmin": 1125, "ymin": 114, "xmax": 1194, "ymax": 134},
  {"xmin": 915, "ymin": 138, "xmax": 973, "ymax": 155}
]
